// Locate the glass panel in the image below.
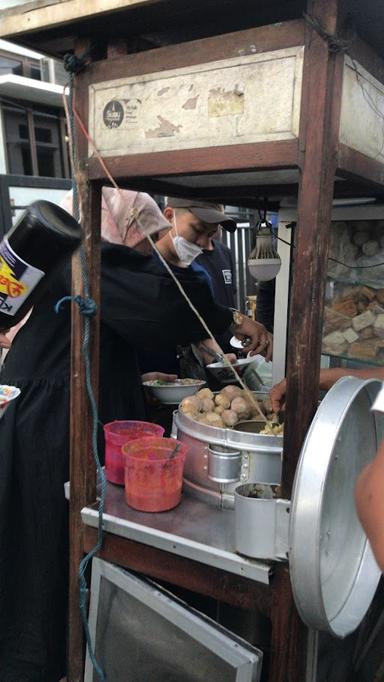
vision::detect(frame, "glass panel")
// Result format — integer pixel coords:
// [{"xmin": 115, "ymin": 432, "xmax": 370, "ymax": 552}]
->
[
  {"xmin": 0, "ymin": 55, "xmax": 22, "ymax": 76},
  {"xmin": 323, "ymin": 219, "xmax": 384, "ymax": 366},
  {"xmin": 36, "ymin": 148, "xmax": 57, "ymax": 177},
  {"xmin": 33, "ymin": 113, "xmax": 63, "ymax": 178},
  {"xmin": 35, "ymin": 127, "xmax": 52, "ymax": 143},
  {"xmin": 29, "ymin": 64, "xmax": 41, "ymax": 81},
  {"xmin": 3, "ymin": 107, "xmax": 32, "ymax": 175}
]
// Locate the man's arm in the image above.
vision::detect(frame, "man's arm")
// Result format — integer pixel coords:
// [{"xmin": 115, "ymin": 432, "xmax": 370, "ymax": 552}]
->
[
  {"xmin": 355, "ymin": 438, "xmax": 384, "ymax": 571},
  {"xmin": 270, "ymin": 366, "xmax": 384, "ymax": 413}
]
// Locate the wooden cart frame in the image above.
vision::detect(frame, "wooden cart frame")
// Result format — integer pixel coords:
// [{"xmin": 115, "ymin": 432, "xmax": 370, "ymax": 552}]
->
[{"xmin": 2, "ymin": 1, "xmax": 384, "ymax": 680}]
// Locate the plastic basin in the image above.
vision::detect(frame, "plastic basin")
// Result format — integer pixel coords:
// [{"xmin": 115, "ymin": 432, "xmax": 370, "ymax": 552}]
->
[
  {"xmin": 103, "ymin": 420, "xmax": 164, "ymax": 485},
  {"xmin": 123, "ymin": 437, "xmax": 187, "ymax": 512}
]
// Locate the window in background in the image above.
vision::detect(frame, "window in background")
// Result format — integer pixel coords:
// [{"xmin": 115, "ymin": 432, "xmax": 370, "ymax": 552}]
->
[
  {"xmin": 3, "ymin": 104, "xmax": 70, "ymax": 178},
  {"xmin": 0, "ymin": 55, "xmax": 22, "ymax": 76},
  {"xmin": 0, "ymin": 50, "xmax": 41, "ymax": 79}
]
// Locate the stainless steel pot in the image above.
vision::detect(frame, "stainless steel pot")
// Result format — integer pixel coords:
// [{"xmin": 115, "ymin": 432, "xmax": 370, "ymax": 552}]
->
[{"xmin": 172, "ymin": 408, "xmax": 283, "ymax": 508}]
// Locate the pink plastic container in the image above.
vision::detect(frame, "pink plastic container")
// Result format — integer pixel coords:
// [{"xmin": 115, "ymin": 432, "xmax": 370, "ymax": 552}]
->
[
  {"xmin": 103, "ymin": 421, "xmax": 165, "ymax": 485},
  {"xmin": 123, "ymin": 437, "xmax": 187, "ymax": 512}
]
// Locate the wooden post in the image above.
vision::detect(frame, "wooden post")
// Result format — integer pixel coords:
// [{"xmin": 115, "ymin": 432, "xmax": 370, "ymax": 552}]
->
[
  {"xmin": 68, "ymin": 39, "xmax": 102, "ymax": 681},
  {"xmin": 68, "ymin": 179, "xmax": 101, "ymax": 681},
  {"xmin": 270, "ymin": 1, "xmax": 346, "ymax": 680}
]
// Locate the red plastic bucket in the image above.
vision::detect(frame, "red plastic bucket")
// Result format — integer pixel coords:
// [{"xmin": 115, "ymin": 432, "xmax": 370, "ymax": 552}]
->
[
  {"xmin": 123, "ymin": 437, "xmax": 187, "ymax": 512},
  {"xmin": 103, "ymin": 420, "xmax": 165, "ymax": 485}
]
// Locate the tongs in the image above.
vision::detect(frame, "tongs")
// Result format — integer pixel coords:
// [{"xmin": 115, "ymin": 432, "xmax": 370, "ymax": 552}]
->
[{"xmin": 198, "ymin": 342, "xmax": 225, "ymax": 364}]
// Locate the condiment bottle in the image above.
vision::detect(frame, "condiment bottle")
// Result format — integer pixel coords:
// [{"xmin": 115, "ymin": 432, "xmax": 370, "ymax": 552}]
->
[{"xmin": 0, "ymin": 200, "xmax": 82, "ymax": 331}]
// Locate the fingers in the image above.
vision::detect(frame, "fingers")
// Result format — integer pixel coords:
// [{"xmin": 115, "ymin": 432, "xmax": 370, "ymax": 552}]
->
[
  {"xmin": 247, "ymin": 333, "xmax": 273, "ymax": 361},
  {"xmin": 269, "ymin": 379, "xmax": 287, "ymax": 413},
  {"xmin": 141, "ymin": 372, "xmax": 178, "ymax": 382},
  {"xmin": 225, "ymin": 353, "xmax": 237, "ymax": 364}
]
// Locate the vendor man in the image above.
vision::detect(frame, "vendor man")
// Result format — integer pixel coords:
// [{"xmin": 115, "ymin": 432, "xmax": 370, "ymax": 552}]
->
[{"xmin": 156, "ymin": 196, "xmax": 273, "ymax": 362}]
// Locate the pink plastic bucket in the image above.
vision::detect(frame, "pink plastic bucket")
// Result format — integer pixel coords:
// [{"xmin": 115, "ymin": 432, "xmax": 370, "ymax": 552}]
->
[
  {"xmin": 123, "ymin": 437, "xmax": 187, "ymax": 512},
  {"xmin": 103, "ymin": 420, "xmax": 165, "ymax": 485}
]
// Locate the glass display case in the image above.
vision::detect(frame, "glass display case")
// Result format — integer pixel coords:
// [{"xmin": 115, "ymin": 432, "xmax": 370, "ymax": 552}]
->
[{"xmin": 322, "ymin": 219, "xmax": 384, "ymax": 365}]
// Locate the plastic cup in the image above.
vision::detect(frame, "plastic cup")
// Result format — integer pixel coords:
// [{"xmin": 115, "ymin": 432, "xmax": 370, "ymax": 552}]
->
[
  {"xmin": 103, "ymin": 421, "xmax": 165, "ymax": 485},
  {"xmin": 123, "ymin": 437, "xmax": 187, "ymax": 512}
]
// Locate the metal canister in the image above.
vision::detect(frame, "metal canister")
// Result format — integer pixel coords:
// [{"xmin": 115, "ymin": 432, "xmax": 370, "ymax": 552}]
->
[{"xmin": 208, "ymin": 445, "xmax": 242, "ymax": 483}]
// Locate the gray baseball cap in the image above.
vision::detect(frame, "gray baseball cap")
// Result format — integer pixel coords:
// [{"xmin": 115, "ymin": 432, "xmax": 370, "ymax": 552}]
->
[{"xmin": 166, "ymin": 197, "xmax": 236, "ymax": 232}]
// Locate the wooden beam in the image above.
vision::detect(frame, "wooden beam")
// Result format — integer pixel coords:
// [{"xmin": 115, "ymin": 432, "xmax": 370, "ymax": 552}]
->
[
  {"xmin": 269, "ymin": 2, "xmax": 347, "ymax": 681},
  {"xmin": 85, "ymin": 19, "xmax": 305, "ymax": 85},
  {"xmin": 83, "ymin": 527, "xmax": 272, "ymax": 616},
  {"xmin": 0, "ymin": 0, "xmax": 165, "ymax": 38},
  {"xmin": 88, "ymin": 140, "xmax": 299, "ymax": 181},
  {"xmin": 338, "ymin": 144, "xmax": 384, "ymax": 190}
]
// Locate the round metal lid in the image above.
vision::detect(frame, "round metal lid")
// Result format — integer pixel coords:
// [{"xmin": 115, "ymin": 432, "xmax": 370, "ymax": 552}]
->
[{"xmin": 289, "ymin": 377, "xmax": 382, "ymax": 637}]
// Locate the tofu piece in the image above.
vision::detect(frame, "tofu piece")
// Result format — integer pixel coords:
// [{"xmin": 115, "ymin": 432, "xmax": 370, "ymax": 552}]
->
[
  {"xmin": 349, "ymin": 338, "xmax": 383, "ymax": 360},
  {"xmin": 322, "ymin": 331, "xmax": 348, "ymax": 355},
  {"xmin": 342, "ymin": 327, "xmax": 359, "ymax": 344},
  {"xmin": 352, "ymin": 310, "xmax": 376, "ymax": 332},
  {"xmin": 359, "ymin": 326, "xmax": 374, "ymax": 340},
  {"xmin": 373, "ymin": 314, "xmax": 384, "ymax": 339}
]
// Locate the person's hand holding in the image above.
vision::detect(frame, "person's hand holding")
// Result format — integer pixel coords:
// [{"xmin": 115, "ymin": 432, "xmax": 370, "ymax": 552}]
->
[
  {"xmin": 141, "ymin": 371, "xmax": 178, "ymax": 383},
  {"xmin": 197, "ymin": 338, "xmax": 237, "ymax": 366},
  {"xmin": 234, "ymin": 317, "xmax": 273, "ymax": 361},
  {"xmin": 269, "ymin": 378, "xmax": 287, "ymax": 413}
]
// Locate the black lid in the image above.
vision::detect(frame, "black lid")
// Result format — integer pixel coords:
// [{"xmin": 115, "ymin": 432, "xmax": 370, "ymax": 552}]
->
[{"xmin": 26, "ymin": 200, "xmax": 82, "ymax": 244}]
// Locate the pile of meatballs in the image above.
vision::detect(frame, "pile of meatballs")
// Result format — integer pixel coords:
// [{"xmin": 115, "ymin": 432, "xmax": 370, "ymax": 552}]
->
[{"xmin": 179, "ymin": 384, "xmax": 276, "ymax": 430}]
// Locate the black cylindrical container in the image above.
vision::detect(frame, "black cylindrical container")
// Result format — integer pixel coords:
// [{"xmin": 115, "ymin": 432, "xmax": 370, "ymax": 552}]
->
[{"xmin": 0, "ymin": 200, "xmax": 82, "ymax": 331}]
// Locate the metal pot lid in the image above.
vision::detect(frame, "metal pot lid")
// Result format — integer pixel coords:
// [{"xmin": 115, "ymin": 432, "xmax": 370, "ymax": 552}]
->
[{"xmin": 289, "ymin": 377, "xmax": 383, "ymax": 637}]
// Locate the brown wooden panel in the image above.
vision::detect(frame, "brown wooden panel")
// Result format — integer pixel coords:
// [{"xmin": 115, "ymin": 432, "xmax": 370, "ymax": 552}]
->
[
  {"xmin": 337, "ymin": 143, "xmax": 384, "ymax": 190},
  {"xmin": 83, "ymin": 527, "xmax": 272, "ymax": 616},
  {"xmin": 80, "ymin": 20, "xmax": 304, "ymax": 86},
  {"xmin": 88, "ymin": 139, "xmax": 299, "ymax": 181}
]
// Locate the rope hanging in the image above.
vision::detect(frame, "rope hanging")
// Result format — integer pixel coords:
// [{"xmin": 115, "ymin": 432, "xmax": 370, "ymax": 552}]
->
[{"xmin": 303, "ymin": 12, "xmax": 355, "ymax": 54}]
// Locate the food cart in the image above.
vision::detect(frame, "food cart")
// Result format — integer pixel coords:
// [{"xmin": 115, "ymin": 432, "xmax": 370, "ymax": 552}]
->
[{"xmin": 1, "ymin": 1, "xmax": 384, "ymax": 680}]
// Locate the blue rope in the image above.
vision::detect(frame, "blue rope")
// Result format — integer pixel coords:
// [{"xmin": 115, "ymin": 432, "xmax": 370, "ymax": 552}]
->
[
  {"xmin": 61, "ymin": 58, "xmax": 107, "ymax": 682},
  {"xmin": 55, "ymin": 295, "xmax": 97, "ymax": 317}
]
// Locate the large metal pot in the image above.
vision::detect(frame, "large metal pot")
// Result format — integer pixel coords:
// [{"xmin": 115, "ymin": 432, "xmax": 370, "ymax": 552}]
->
[{"xmin": 172, "ymin": 408, "xmax": 283, "ymax": 508}]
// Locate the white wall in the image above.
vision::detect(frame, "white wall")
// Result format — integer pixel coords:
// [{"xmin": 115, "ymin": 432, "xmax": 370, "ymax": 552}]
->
[
  {"xmin": 9, "ymin": 186, "xmax": 70, "ymax": 224},
  {"xmin": 0, "ymin": 38, "xmax": 43, "ymax": 60},
  {"xmin": 0, "ymin": 109, "xmax": 7, "ymax": 173}
]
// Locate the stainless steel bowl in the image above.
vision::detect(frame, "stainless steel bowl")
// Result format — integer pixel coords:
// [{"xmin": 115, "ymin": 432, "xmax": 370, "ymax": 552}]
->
[{"xmin": 173, "ymin": 407, "xmax": 283, "ymax": 508}]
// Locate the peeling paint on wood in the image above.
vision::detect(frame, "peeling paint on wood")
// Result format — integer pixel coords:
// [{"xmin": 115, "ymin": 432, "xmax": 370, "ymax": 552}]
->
[
  {"xmin": 182, "ymin": 95, "xmax": 199, "ymax": 110},
  {"xmin": 145, "ymin": 115, "xmax": 182, "ymax": 138},
  {"xmin": 89, "ymin": 46, "xmax": 304, "ymax": 158},
  {"xmin": 208, "ymin": 86, "xmax": 244, "ymax": 117}
]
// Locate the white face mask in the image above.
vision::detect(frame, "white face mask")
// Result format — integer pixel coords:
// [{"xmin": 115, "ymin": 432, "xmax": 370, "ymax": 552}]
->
[{"xmin": 171, "ymin": 214, "xmax": 203, "ymax": 266}]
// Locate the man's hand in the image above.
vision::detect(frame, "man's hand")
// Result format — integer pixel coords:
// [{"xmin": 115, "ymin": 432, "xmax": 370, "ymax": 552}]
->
[
  {"xmin": 197, "ymin": 338, "xmax": 237, "ymax": 366},
  {"xmin": 234, "ymin": 317, "xmax": 273, "ymax": 361},
  {"xmin": 141, "ymin": 372, "xmax": 178, "ymax": 383},
  {"xmin": 269, "ymin": 378, "xmax": 287, "ymax": 413},
  {"xmin": 0, "ymin": 333, "xmax": 11, "ymax": 350}
]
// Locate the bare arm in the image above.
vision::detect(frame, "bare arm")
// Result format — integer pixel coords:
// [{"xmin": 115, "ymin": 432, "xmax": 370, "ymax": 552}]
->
[
  {"xmin": 270, "ymin": 366, "xmax": 384, "ymax": 413},
  {"xmin": 355, "ymin": 438, "xmax": 384, "ymax": 571}
]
